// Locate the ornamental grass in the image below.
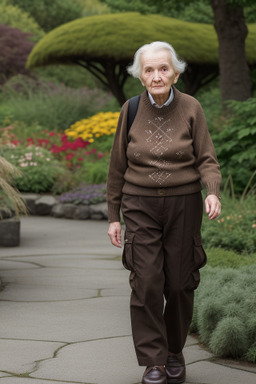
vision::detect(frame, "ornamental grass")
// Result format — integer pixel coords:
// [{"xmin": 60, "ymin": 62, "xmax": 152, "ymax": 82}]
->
[{"xmin": 191, "ymin": 264, "xmax": 256, "ymax": 362}]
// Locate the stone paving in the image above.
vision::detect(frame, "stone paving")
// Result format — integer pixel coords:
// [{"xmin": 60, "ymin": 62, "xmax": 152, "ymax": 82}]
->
[{"xmin": 0, "ymin": 216, "xmax": 255, "ymax": 384}]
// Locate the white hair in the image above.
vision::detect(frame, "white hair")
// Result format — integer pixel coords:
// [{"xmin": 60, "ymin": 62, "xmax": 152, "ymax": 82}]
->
[{"xmin": 127, "ymin": 41, "xmax": 187, "ymax": 78}]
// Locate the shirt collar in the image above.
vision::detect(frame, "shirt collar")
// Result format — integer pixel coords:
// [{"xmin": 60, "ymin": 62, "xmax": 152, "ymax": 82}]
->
[{"xmin": 148, "ymin": 87, "xmax": 174, "ymax": 108}]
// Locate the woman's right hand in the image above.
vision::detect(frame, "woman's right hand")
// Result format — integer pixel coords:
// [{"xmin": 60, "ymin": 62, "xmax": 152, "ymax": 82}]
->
[{"xmin": 108, "ymin": 221, "xmax": 122, "ymax": 248}]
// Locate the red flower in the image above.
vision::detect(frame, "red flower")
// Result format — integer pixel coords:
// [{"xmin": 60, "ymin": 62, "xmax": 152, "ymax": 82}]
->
[
  {"xmin": 49, "ymin": 131, "xmax": 55, "ymax": 137},
  {"xmin": 98, "ymin": 152, "xmax": 103, "ymax": 158},
  {"xmin": 65, "ymin": 153, "xmax": 75, "ymax": 160},
  {"xmin": 78, "ymin": 156, "xmax": 84, "ymax": 161}
]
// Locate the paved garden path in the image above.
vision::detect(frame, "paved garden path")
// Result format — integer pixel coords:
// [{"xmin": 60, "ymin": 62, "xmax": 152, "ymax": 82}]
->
[{"xmin": 0, "ymin": 216, "xmax": 255, "ymax": 384}]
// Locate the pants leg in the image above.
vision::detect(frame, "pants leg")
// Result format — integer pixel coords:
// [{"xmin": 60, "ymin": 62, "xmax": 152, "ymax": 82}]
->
[
  {"xmin": 162, "ymin": 192, "xmax": 206, "ymax": 353},
  {"xmin": 121, "ymin": 193, "xmax": 206, "ymax": 367}
]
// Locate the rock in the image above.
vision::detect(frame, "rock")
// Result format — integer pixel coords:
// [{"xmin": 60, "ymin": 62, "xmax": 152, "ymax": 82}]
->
[
  {"xmin": 51, "ymin": 204, "xmax": 65, "ymax": 218},
  {"xmin": 0, "ymin": 217, "xmax": 20, "ymax": 247},
  {"xmin": 21, "ymin": 193, "xmax": 40, "ymax": 215},
  {"xmin": 35, "ymin": 196, "xmax": 57, "ymax": 215},
  {"xmin": 90, "ymin": 202, "xmax": 108, "ymax": 220},
  {"xmin": 74, "ymin": 206, "xmax": 91, "ymax": 220},
  {"xmin": 62, "ymin": 204, "xmax": 78, "ymax": 219}
]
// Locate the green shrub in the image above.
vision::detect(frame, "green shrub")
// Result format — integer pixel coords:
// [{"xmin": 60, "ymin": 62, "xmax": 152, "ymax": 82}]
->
[
  {"xmin": 209, "ymin": 317, "xmax": 249, "ymax": 358},
  {"xmin": 1, "ymin": 79, "xmax": 111, "ymax": 131},
  {"xmin": 191, "ymin": 265, "xmax": 256, "ymax": 362},
  {"xmin": 205, "ymin": 248, "xmax": 256, "ymax": 268},
  {"xmin": 2, "ymin": 145, "xmax": 64, "ymax": 193},
  {"xmin": 212, "ymin": 98, "xmax": 256, "ymax": 194},
  {"xmin": 0, "ymin": 3, "xmax": 45, "ymax": 42},
  {"xmin": 74, "ymin": 156, "xmax": 110, "ymax": 185},
  {"xmin": 202, "ymin": 193, "xmax": 256, "ymax": 254}
]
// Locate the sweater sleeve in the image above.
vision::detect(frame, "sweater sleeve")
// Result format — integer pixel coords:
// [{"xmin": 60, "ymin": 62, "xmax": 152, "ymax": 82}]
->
[
  {"xmin": 107, "ymin": 101, "xmax": 129, "ymax": 222},
  {"xmin": 190, "ymin": 101, "xmax": 222, "ymax": 198}
]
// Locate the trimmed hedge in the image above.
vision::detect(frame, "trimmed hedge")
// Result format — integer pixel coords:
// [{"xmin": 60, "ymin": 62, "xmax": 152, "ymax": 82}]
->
[{"xmin": 191, "ymin": 264, "xmax": 256, "ymax": 363}]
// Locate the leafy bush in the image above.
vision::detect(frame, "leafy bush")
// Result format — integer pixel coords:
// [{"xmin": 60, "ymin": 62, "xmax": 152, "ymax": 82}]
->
[
  {"xmin": 58, "ymin": 183, "xmax": 106, "ymax": 205},
  {"xmin": 7, "ymin": 0, "xmax": 83, "ymax": 32},
  {"xmin": 0, "ymin": 25, "xmax": 33, "ymax": 85},
  {"xmin": 202, "ymin": 193, "xmax": 256, "ymax": 254},
  {"xmin": 2, "ymin": 145, "xmax": 64, "ymax": 193},
  {"xmin": 0, "ymin": 2, "xmax": 44, "ymax": 42},
  {"xmin": 212, "ymin": 98, "xmax": 256, "ymax": 194},
  {"xmin": 1, "ymin": 80, "xmax": 111, "ymax": 131},
  {"xmin": 74, "ymin": 155, "xmax": 110, "ymax": 185},
  {"xmin": 191, "ymin": 265, "xmax": 256, "ymax": 362},
  {"xmin": 205, "ymin": 248, "xmax": 256, "ymax": 268}
]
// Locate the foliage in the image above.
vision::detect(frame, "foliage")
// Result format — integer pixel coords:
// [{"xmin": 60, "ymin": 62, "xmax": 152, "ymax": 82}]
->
[
  {"xmin": 202, "ymin": 194, "xmax": 256, "ymax": 254},
  {"xmin": 74, "ymin": 155, "xmax": 110, "ymax": 185},
  {"xmin": 101, "ymin": 0, "xmax": 256, "ymax": 22},
  {"xmin": 0, "ymin": 78, "xmax": 111, "ymax": 131},
  {"xmin": 0, "ymin": 156, "xmax": 27, "ymax": 217},
  {"xmin": 25, "ymin": 12, "xmax": 256, "ymax": 104},
  {"xmin": 0, "ymin": 25, "xmax": 34, "ymax": 85},
  {"xmin": 2, "ymin": 145, "xmax": 65, "ymax": 193},
  {"xmin": 65, "ymin": 112, "xmax": 119, "ymax": 143},
  {"xmin": 191, "ymin": 264, "xmax": 256, "ymax": 362},
  {"xmin": 0, "ymin": 2, "xmax": 45, "ymax": 42},
  {"xmin": 58, "ymin": 183, "xmax": 106, "ymax": 205},
  {"xmin": 79, "ymin": 0, "xmax": 110, "ymax": 16},
  {"xmin": 26, "ymin": 13, "xmax": 221, "ymax": 68},
  {"xmin": 6, "ymin": 0, "xmax": 83, "ymax": 32},
  {"xmin": 205, "ymin": 247, "xmax": 256, "ymax": 268},
  {"xmin": 33, "ymin": 65, "xmax": 100, "ymax": 89},
  {"xmin": 212, "ymin": 98, "xmax": 256, "ymax": 194}
]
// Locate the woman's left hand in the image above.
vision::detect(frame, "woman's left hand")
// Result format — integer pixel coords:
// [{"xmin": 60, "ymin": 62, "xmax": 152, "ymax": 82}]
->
[{"xmin": 205, "ymin": 194, "xmax": 221, "ymax": 220}]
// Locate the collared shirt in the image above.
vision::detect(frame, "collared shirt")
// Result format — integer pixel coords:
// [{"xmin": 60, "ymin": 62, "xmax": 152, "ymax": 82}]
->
[{"xmin": 148, "ymin": 87, "xmax": 174, "ymax": 108}]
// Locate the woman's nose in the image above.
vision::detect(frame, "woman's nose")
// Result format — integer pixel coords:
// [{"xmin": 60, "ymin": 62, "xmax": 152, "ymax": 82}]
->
[{"xmin": 153, "ymin": 70, "xmax": 161, "ymax": 80}]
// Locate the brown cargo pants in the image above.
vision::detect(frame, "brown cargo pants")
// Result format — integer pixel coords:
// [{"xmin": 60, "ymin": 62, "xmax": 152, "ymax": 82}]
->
[{"xmin": 121, "ymin": 192, "xmax": 206, "ymax": 367}]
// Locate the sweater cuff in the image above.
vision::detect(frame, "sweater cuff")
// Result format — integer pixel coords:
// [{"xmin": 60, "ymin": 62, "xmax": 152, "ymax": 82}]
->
[
  {"xmin": 107, "ymin": 203, "xmax": 121, "ymax": 223},
  {"xmin": 205, "ymin": 181, "xmax": 221, "ymax": 199}
]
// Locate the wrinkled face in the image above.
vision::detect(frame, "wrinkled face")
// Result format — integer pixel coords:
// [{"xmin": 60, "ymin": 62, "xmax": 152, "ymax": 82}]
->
[{"xmin": 140, "ymin": 49, "xmax": 180, "ymax": 105}]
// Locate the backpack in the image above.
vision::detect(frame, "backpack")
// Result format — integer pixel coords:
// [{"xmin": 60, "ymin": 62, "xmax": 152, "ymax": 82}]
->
[{"xmin": 127, "ymin": 95, "xmax": 140, "ymax": 138}]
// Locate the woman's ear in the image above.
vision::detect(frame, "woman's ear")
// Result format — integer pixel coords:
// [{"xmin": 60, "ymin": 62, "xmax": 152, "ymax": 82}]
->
[
  {"xmin": 140, "ymin": 77, "xmax": 145, "ymax": 87},
  {"xmin": 173, "ymin": 73, "xmax": 180, "ymax": 84}
]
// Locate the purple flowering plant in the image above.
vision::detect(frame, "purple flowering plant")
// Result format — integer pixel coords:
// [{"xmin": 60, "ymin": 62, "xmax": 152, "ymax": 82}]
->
[{"xmin": 58, "ymin": 183, "xmax": 106, "ymax": 205}]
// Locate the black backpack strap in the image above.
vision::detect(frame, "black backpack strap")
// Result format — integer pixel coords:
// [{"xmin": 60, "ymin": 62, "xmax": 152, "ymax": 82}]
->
[{"xmin": 127, "ymin": 95, "xmax": 140, "ymax": 138}]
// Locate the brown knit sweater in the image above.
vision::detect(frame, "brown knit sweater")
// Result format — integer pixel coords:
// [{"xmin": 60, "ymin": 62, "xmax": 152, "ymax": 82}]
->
[{"xmin": 107, "ymin": 87, "xmax": 221, "ymax": 222}]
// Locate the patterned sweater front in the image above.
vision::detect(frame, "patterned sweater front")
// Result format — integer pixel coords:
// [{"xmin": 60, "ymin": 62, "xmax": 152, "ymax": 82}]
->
[{"xmin": 107, "ymin": 87, "xmax": 221, "ymax": 222}]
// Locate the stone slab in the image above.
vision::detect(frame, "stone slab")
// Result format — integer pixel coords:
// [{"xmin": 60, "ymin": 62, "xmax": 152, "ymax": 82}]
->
[
  {"xmin": 34, "ymin": 336, "xmax": 143, "ymax": 384},
  {"xmin": 0, "ymin": 265, "xmax": 128, "ymax": 291},
  {"xmin": 0, "ymin": 340, "xmax": 63, "ymax": 374},
  {"xmin": 187, "ymin": 361, "xmax": 256, "ymax": 384},
  {"xmin": 0, "ymin": 379, "xmax": 79, "ymax": 384},
  {"xmin": 0, "ymin": 296, "xmax": 131, "ymax": 342},
  {"xmin": 0, "ymin": 284, "xmax": 98, "ymax": 302}
]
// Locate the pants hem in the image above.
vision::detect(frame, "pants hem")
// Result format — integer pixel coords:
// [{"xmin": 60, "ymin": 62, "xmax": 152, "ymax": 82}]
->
[{"xmin": 138, "ymin": 355, "xmax": 168, "ymax": 367}]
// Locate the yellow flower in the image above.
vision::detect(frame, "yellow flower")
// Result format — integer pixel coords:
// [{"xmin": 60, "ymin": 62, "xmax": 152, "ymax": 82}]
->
[{"xmin": 65, "ymin": 112, "xmax": 120, "ymax": 141}]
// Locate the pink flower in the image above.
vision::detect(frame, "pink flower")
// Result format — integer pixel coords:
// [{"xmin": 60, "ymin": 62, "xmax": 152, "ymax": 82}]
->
[{"xmin": 98, "ymin": 152, "xmax": 103, "ymax": 158}]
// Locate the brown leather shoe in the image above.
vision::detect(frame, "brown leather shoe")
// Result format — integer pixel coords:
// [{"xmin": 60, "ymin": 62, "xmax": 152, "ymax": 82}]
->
[
  {"xmin": 165, "ymin": 352, "xmax": 186, "ymax": 384},
  {"xmin": 142, "ymin": 366, "xmax": 167, "ymax": 384}
]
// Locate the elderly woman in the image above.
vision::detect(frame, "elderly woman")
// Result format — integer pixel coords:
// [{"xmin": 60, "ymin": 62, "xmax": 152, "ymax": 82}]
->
[{"xmin": 107, "ymin": 41, "xmax": 221, "ymax": 384}]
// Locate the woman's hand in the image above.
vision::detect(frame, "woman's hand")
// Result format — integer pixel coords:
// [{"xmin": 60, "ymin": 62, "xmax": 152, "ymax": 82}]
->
[
  {"xmin": 108, "ymin": 221, "xmax": 122, "ymax": 248},
  {"xmin": 205, "ymin": 194, "xmax": 221, "ymax": 220}
]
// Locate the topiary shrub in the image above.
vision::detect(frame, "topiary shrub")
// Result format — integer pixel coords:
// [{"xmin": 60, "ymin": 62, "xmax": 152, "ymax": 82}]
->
[
  {"xmin": 209, "ymin": 317, "xmax": 249, "ymax": 358},
  {"xmin": 191, "ymin": 265, "xmax": 256, "ymax": 362}
]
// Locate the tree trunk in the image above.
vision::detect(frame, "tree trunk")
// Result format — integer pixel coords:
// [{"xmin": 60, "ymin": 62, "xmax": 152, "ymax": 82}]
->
[{"xmin": 210, "ymin": 0, "xmax": 251, "ymax": 103}]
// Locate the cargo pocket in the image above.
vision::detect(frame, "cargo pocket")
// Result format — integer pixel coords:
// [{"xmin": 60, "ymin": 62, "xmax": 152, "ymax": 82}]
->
[
  {"xmin": 189, "ymin": 234, "xmax": 207, "ymax": 290},
  {"xmin": 122, "ymin": 231, "xmax": 136, "ymax": 272}
]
